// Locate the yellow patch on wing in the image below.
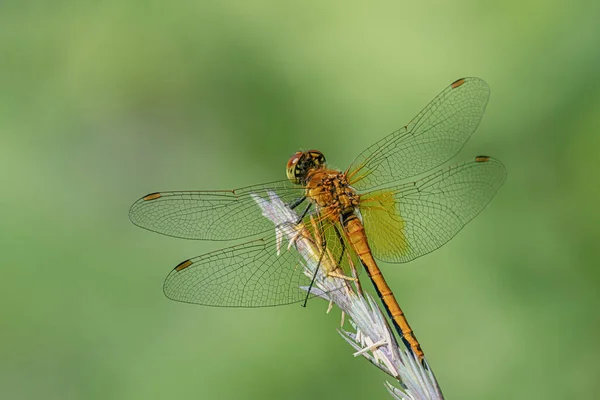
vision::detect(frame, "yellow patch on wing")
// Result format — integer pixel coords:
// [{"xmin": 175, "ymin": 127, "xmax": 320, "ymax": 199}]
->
[{"xmin": 359, "ymin": 190, "xmax": 409, "ymax": 260}]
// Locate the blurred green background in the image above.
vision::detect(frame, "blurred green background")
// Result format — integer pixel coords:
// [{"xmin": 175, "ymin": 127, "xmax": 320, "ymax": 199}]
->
[{"xmin": 2, "ymin": 1, "xmax": 599, "ymax": 399}]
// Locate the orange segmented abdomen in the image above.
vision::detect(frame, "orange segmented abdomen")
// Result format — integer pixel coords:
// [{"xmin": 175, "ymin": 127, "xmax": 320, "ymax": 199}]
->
[{"xmin": 343, "ymin": 215, "xmax": 424, "ymax": 361}]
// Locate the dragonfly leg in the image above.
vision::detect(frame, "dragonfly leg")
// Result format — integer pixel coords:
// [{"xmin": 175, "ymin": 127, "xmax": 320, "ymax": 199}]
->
[
  {"xmin": 296, "ymin": 202, "xmax": 313, "ymax": 224},
  {"xmin": 288, "ymin": 196, "xmax": 306, "ymax": 210},
  {"xmin": 302, "ymin": 249, "xmax": 325, "ymax": 308},
  {"xmin": 302, "ymin": 214, "xmax": 328, "ymax": 307},
  {"xmin": 333, "ymin": 224, "xmax": 346, "ymax": 266}
]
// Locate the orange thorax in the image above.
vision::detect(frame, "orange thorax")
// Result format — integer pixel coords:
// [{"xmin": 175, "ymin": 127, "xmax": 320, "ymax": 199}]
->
[{"xmin": 304, "ymin": 168, "xmax": 360, "ymax": 221}]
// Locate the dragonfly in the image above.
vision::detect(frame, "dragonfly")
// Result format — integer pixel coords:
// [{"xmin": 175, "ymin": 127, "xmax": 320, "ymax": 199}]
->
[{"xmin": 129, "ymin": 77, "xmax": 506, "ymax": 362}]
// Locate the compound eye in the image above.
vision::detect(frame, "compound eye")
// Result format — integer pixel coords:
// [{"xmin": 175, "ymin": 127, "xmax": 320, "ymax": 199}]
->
[
  {"xmin": 307, "ymin": 150, "xmax": 326, "ymax": 166},
  {"xmin": 286, "ymin": 151, "xmax": 304, "ymax": 184}
]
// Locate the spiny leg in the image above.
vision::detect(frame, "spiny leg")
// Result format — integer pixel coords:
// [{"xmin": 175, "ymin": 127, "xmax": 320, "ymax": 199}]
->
[
  {"xmin": 302, "ymin": 247, "xmax": 326, "ymax": 308},
  {"xmin": 302, "ymin": 213, "xmax": 330, "ymax": 307},
  {"xmin": 332, "ymin": 224, "xmax": 346, "ymax": 267},
  {"xmin": 296, "ymin": 202, "xmax": 313, "ymax": 224},
  {"xmin": 289, "ymin": 196, "xmax": 306, "ymax": 210}
]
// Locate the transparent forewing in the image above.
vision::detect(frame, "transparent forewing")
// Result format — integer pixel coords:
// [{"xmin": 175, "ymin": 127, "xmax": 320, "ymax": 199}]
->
[
  {"xmin": 347, "ymin": 78, "xmax": 490, "ymax": 191},
  {"xmin": 129, "ymin": 180, "xmax": 305, "ymax": 241},
  {"xmin": 361, "ymin": 157, "xmax": 506, "ymax": 263},
  {"xmin": 163, "ymin": 220, "xmax": 347, "ymax": 307}
]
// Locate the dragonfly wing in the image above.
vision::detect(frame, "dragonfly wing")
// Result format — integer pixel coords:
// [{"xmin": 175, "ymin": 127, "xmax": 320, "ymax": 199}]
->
[
  {"xmin": 163, "ymin": 219, "xmax": 349, "ymax": 307},
  {"xmin": 164, "ymin": 235, "xmax": 311, "ymax": 307},
  {"xmin": 347, "ymin": 77, "xmax": 490, "ymax": 190},
  {"xmin": 360, "ymin": 156, "xmax": 506, "ymax": 263},
  {"xmin": 129, "ymin": 180, "xmax": 305, "ymax": 240},
  {"xmin": 319, "ymin": 220, "xmax": 362, "ymax": 278}
]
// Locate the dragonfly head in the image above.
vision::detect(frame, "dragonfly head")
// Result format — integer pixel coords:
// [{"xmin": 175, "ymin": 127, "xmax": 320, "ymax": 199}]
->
[{"xmin": 286, "ymin": 150, "xmax": 326, "ymax": 185}]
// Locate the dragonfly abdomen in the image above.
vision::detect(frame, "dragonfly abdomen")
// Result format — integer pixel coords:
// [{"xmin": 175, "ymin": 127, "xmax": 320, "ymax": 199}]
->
[{"xmin": 342, "ymin": 214, "xmax": 425, "ymax": 362}]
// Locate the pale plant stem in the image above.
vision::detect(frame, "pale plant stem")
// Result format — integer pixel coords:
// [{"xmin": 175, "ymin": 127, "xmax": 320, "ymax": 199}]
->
[{"xmin": 252, "ymin": 192, "xmax": 444, "ymax": 400}]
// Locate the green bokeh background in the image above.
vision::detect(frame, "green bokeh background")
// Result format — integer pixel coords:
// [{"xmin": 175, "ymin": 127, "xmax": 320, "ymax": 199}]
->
[{"xmin": 2, "ymin": 1, "xmax": 599, "ymax": 399}]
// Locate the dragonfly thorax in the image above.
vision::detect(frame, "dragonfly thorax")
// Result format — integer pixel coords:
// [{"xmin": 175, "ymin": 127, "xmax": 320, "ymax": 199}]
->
[{"xmin": 305, "ymin": 169, "xmax": 360, "ymax": 220}]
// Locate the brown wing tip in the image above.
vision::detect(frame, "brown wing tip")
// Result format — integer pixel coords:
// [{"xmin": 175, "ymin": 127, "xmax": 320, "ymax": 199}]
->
[
  {"xmin": 451, "ymin": 78, "xmax": 466, "ymax": 89},
  {"xmin": 175, "ymin": 259, "xmax": 193, "ymax": 272},
  {"xmin": 143, "ymin": 192, "xmax": 162, "ymax": 201},
  {"xmin": 475, "ymin": 155, "xmax": 491, "ymax": 163}
]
